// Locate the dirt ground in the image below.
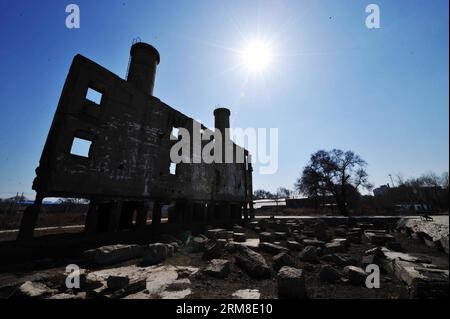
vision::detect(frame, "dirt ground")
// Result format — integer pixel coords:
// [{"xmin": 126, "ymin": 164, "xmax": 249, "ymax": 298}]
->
[
  {"xmin": 0, "ymin": 219, "xmax": 448, "ymax": 299},
  {"xmin": 166, "ymin": 228, "xmax": 447, "ymax": 299}
]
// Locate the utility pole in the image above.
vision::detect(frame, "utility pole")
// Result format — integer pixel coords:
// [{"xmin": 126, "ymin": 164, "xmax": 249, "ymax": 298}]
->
[{"xmin": 388, "ymin": 174, "xmax": 395, "ymax": 188}]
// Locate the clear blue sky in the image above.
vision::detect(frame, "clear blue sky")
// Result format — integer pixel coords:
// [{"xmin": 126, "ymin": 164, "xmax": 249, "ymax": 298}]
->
[{"xmin": 0, "ymin": 0, "xmax": 448, "ymax": 199}]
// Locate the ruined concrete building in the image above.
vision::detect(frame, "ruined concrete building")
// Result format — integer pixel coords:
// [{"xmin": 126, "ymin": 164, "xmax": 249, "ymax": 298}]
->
[{"xmin": 19, "ymin": 42, "xmax": 254, "ymax": 239}]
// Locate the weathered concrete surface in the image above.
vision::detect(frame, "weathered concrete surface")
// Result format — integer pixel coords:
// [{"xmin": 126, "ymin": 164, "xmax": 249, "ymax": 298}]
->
[
  {"xmin": 203, "ymin": 259, "xmax": 230, "ymax": 278},
  {"xmin": 232, "ymin": 289, "xmax": 261, "ymax": 299},
  {"xmin": 83, "ymin": 244, "xmax": 143, "ymax": 265},
  {"xmin": 377, "ymin": 247, "xmax": 449, "ymax": 298},
  {"xmin": 86, "ymin": 264, "xmax": 197, "ymax": 299},
  {"xmin": 392, "ymin": 260, "xmax": 449, "ymax": 299},
  {"xmin": 18, "ymin": 41, "xmax": 254, "ymax": 240},
  {"xmin": 343, "ymin": 266, "xmax": 367, "ymax": 286},
  {"xmin": 397, "ymin": 217, "xmax": 449, "ymax": 254},
  {"xmin": 234, "ymin": 245, "xmax": 271, "ymax": 279},
  {"xmin": 142, "ymin": 243, "xmax": 170, "ymax": 265},
  {"xmin": 13, "ymin": 281, "xmax": 57, "ymax": 299},
  {"xmin": 277, "ymin": 266, "xmax": 306, "ymax": 299}
]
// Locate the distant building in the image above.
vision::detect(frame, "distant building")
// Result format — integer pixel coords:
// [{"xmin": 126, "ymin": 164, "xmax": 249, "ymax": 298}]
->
[{"xmin": 373, "ymin": 184, "xmax": 390, "ymax": 196}]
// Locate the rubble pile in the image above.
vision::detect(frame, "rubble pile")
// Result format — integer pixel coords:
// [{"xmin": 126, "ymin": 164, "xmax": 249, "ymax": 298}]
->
[{"xmin": 1, "ymin": 218, "xmax": 448, "ymax": 299}]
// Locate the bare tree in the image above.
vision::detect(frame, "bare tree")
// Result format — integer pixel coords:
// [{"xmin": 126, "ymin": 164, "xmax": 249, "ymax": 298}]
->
[
  {"xmin": 296, "ymin": 149, "xmax": 372, "ymax": 215},
  {"xmin": 276, "ymin": 187, "xmax": 292, "ymax": 199},
  {"xmin": 253, "ymin": 189, "xmax": 275, "ymax": 200},
  {"xmin": 441, "ymin": 172, "xmax": 449, "ymax": 189}
]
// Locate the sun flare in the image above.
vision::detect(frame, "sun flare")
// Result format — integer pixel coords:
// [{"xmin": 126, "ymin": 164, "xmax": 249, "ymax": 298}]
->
[{"xmin": 241, "ymin": 40, "xmax": 273, "ymax": 72}]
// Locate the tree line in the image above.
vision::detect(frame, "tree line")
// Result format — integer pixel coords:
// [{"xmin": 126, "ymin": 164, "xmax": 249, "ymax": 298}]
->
[{"xmin": 254, "ymin": 149, "xmax": 449, "ymax": 216}]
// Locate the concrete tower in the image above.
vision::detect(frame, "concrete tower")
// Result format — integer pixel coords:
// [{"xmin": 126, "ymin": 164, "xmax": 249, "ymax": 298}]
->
[
  {"xmin": 214, "ymin": 107, "xmax": 231, "ymax": 163},
  {"xmin": 127, "ymin": 42, "xmax": 160, "ymax": 95}
]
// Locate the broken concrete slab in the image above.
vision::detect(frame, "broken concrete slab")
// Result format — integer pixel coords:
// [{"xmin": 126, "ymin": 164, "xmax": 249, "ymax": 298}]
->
[
  {"xmin": 277, "ymin": 266, "xmax": 306, "ymax": 299},
  {"xmin": 233, "ymin": 233, "xmax": 246, "ymax": 242},
  {"xmin": 286, "ymin": 240, "xmax": 303, "ymax": 251},
  {"xmin": 441, "ymin": 235, "xmax": 449, "ymax": 254},
  {"xmin": 186, "ymin": 235, "xmax": 208, "ymax": 253},
  {"xmin": 274, "ymin": 232, "xmax": 288, "ymax": 240},
  {"xmin": 392, "ymin": 259, "xmax": 449, "ymax": 299},
  {"xmin": 206, "ymin": 229, "xmax": 233, "ymax": 240},
  {"xmin": 386, "ymin": 241, "xmax": 403, "ymax": 252},
  {"xmin": 343, "ymin": 266, "xmax": 367, "ymax": 286},
  {"xmin": 204, "ymin": 259, "xmax": 230, "ymax": 279},
  {"xmin": 167, "ymin": 278, "xmax": 191, "ymax": 291},
  {"xmin": 142, "ymin": 243, "xmax": 169, "ymax": 265},
  {"xmin": 48, "ymin": 292, "xmax": 87, "ymax": 299},
  {"xmin": 398, "ymin": 218, "xmax": 449, "ymax": 243},
  {"xmin": 202, "ymin": 240, "xmax": 223, "ymax": 260},
  {"xmin": 234, "ymin": 245, "xmax": 271, "ymax": 279},
  {"xmin": 259, "ymin": 242, "xmax": 289, "ymax": 255},
  {"xmin": 364, "ymin": 247, "xmax": 384, "ymax": 257},
  {"xmin": 145, "ymin": 266, "xmax": 179, "ymax": 295},
  {"xmin": 319, "ymin": 265, "xmax": 342, "ymax": 283},
  {"xmin": 232, "ymin": 289, "xmax": 261, "ymax": 299},
  {"xmin": 273, "ymin": 252, "xmax": 297, "ymax": 270},
  {"xmin": 364, "ymin": 231, "xmax": 395, "ymax": 245},
  {"xmin": 87, "ymin": 264, "xmax": 172, "ymax": 296},
  {"xmin": 334, "ymin": 227, "xmax": 347, "ymax": 237},
  {"xmin": 83, "ymin": 244, "xmax": 144, "ymax": 266},
  {"xmin": 325, "ymin": 241, "xmax": 347, "ymax": 254},
  {"xmin": 107, "ymin": 275, "xmax": 130, "ymax": 290},
  {"xmin": 299, "ymin": 246, "xmax": 319, "ymax": 263},
  {"xmin": 322, "ymin": 253, "xmax": 357, "ymax": 267},
  {"xmin": 259, "ymin": 232, "xmax": 275, "ymax": 243},
  {"xmin": 13, "ymin": 281, "xmax": 57, "ymax": 299},
  {"xmin": 160, "ymin": 288, "xmax": 192, "ymax": 299},
  {"xmin": 362, "ymin": 255, "xmax": 379, "ymax": 268},
  {"xmin": 302, "ymin": 238, "xmax": 326, "ymax": 248}
]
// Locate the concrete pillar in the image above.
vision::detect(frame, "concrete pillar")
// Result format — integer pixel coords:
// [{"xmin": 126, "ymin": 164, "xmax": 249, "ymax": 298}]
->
[
  {"xmin": 243, "ymin": 203, "xmax": 249, "ymax": 221},
  {"xmin": 202, "ymin": 203, "xmax": 208, "ymax": 222},
  {"xmin": 185, "ymin": 202, "xmax": 194, "ymax": 224},
  {"xmin": 222, "ymin": 203, "xmax": 231, "ymax": 221},
  {"xmin": 172, "ymin": 201, "xmax": 185, "ymax": 224},
  {"xmin": 248, "ymin": 160, "xmax": 255, "ymax": 219},
  {"xmin": 119, "ymin": 201, "xmax": 136, "ymax": 230},
  {"xmin": 207, "ymin": 201, "xmax": 215, "ymax": 222},
  {"xmin": 127, "ymin": 43, "xmax": 160, "ymax": 95},
  {"xmin": 167, "ymin": 202, "xmax": 177, "ymax": 224},
  {"xmin": 18, "ymin": 195, "xmax": 43, "ymax": 240},
  {"xmin": 108, "ymin": 201, "xmax": 123, "ymax": 233},
  {"xmin": 249, "ymin": 202, "xmax": 255, "ymax": 220},
  {"xmin": 135, "ymin": 202, "xmax": 149, "ymax": 229},
  {"xmin": 84, "ymin": 200, "xmax": 99, "ymax": 235},
  {"xmin": 152, "ymin": 201, "xmax": 162, "ymax": 227}
]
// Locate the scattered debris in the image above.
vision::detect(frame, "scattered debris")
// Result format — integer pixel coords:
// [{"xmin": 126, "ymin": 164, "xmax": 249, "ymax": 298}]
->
[
  {"xmin": 204, "ymin": 259, "xmax": 230, "ymax": 279},
  {"xmin": 319, "ymin": 265, "xmax": 341, "ymax": 283},
  {"xmin": 277, "ymin": 266, "xmax": 306, "ymax": 299},
  {"xmin": 142, "ymin": 243, "xmax": 170, "ymax": 265},
  {"xmin": 273, "ymin": 252, "xmax": 297, "ymax": 270},
  {"xmin": 234, "ymin": 245, "xmax": 271, "ymax": 279},
  {"xmin": 259, "ymin": 242, "xmax": 289, "ymax": 255},
  {"xmin": 343, "ymin": 266, "xmax": 367, "ymax": 286},
  {"xmin": 299, "ymin": 246, "xmax": 319, "ymax": 262},
  {"xmin": 232, "ymin": 289, "xmax": 261, "ymax": 299},
  {"xmin": 84, "ymin": 244, "xmax": 144, "ymax": 266}
]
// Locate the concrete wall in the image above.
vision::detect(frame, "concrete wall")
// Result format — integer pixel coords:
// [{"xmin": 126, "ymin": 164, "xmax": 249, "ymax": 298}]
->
[{"xmin": 32, "ymin": 54, "xmax": 251, "ymax": 205}]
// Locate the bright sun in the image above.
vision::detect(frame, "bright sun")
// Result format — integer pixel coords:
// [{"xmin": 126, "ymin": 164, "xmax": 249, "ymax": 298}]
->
[{"xmin": 241, "ymin": 40, "xmax": 273, "ymax": 72}]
